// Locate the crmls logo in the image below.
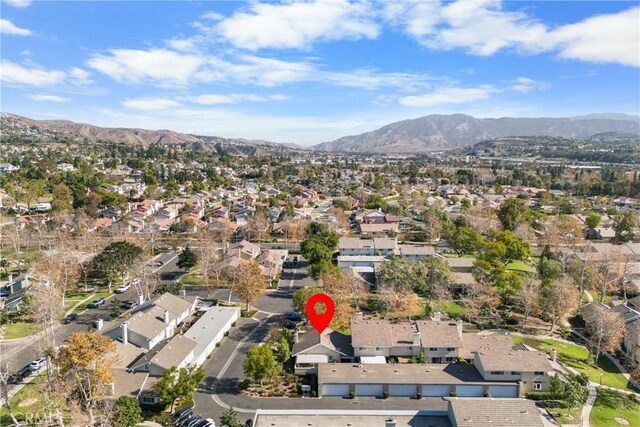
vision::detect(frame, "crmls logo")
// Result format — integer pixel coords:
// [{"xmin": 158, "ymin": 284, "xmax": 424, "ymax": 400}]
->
[{"xmin": 10, "ymin": 411, "xmax": 58, "ymax": 426}]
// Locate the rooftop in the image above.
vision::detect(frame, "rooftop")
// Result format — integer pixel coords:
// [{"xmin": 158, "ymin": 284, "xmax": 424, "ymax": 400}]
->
[{"xmin": 449, "ymin": 398, "xmax": 544, "ymax": 427}]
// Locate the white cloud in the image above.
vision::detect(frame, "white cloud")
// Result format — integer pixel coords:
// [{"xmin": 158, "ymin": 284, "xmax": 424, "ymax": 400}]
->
[
  {"xmin": 509, "ymin": 77, "xmax": 549, "ymax": 93},
  {"xmin": 201, "ymin": 11, "xmax": 224, "ymax": 21},
  {"xmin": 400, "ymin": 85, "xmax": 497, "ymax": 107},
  {"xmin": 1, "ymin": 60, "xmax": 66, "ymax": 86},
  {"xmin": 187, "ymin": 93, "xmax": 288, "ymax": 105},
  {"xmin": 552, "ymin": 7, "xmax": 640, "ymax": 68},
  {"xmin": 215, "ymin": 0, "xmax": 379, "ymax": 50},
  {"xmin": 122, "ymin": 97, "xmax": 182, "ymax": 111},
  {"xmin": 69, "ymin": 67, "xmax": 93, "ymax": 85},
  {"xmin": 87, "ymin": 49, "xmax": 204, "ymax": 86},
  {"xmin": 0, "ymin": 18, "xmax": 32, "ymax": 36},
  {"xmin": 28, "ymin": 94, "xmax": 70, "ymax": 103},
  {"xmin": 3, "ymin": 0, "xmax": 32, "ymax": 8},
  {"xmin": 389, "ymin": 1, "xmax": 639, "ymax": 67}
]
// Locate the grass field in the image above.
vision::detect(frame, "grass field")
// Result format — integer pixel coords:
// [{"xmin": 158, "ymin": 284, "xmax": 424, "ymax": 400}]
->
[
  {"xmin": 1, "ymin": 321, "xmax": 43, "ymax": 339},
  {"xmin": 590, "ymin": 388, "xmax": 640, "ymax": 427},
  {"xmin": 71, "ymin": 291, "xmax": 113, "ymax": 315},
  {"xmin": 506, "ymin": 260, "xmax": 536, "ymax": 273},
  {"xmin": 0, "ymin": 373, "xmax": 67, "ymax": 425},
  {"xmin": 510, "ymin": 336, "xmax": 632, "ymax": 391}
]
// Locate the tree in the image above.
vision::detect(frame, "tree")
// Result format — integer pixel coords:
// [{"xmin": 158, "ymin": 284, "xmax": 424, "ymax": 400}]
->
[
  {"xmin": 110, "ymin": 396, "xmax": 142, "ymax": 427},
  {"xmin": 420, "ymin": 256, "xmax": 453, "ymax": 299},
  {"xmin": 219, "ymin": 407, "xmax": 243, "ymax": 427},
  {"xmin": 516, "ymin": 276, "xmax": 540, "ymax": 329},
  {"xmin": 234, "ymin": 259, "xmax": 267, "ymax": 310},
  {"xmin": 497, "ymin": 198, "xmax": 527, "ymax": 231},
  {"xmin": 301, "ymin": 224, "xmax": 338, "ymax": 280},
  {"xmin": 613, "ymin": 211, "xmax": 637, "ymax": 242},
  {"xmin": 444, "ymin": 224, "xmax": 483, "ymax": 256},
  {"xmin": 90, "ymin": 241, "xmax": 143, "ymax": 286},
  {"xmin": 51, "ymin": 183, "xmax": 73, "ymax": 213},
  {"xmin": 583, "ymin": 304, "xmax": 625, "ymax": 361},
  {"xmin": 110, "ymin": 299, "xmax": 121, "ymax": 319},
  {"xmin": 154, "ymin": 364, "xmax": 205, "ymax": 412},
  {"xmin": 177, "ymin": 246, "xmax": 197, "ymax": 270},
  {"xmin": 243, "ymin": 344, "xmax": 275, "ymax": 386},
  {"xmin": 585, "ymin": 211, "xmax": 601, "ymax": 230},
  {"xmin": 493, "ymin": 230, "xmax": 531, "ymax": 265},
  {"xmin": 421, "ymin": 208, "xmax": 443, "ymax": 243},
  {"xmin": 54, "ymin": 331, "xmax": 120, "ymax": 424},
  {"xmin": 292, "ymin": 286, "xmax": 322, "ymax": 314},
  {"xmin": 542, "ymin": 278, "xmax": 579, "ymax": 332},
  {"xmin": 275, "ymin": 336, "xmax": 291, "ymax": 364},
  {"xmin": 566, "ymin": 258, "xmax": 597, "ymax": 303}
]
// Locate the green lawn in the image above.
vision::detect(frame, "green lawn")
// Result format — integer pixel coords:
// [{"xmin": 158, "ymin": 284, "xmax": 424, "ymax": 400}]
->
[
  {"xmin": 0, "ymin": 373, "xmax": 67, "ymax": 425},
  {"xmin": 542, "ymin": 400, "xmax": 582, "ymax": 425},
  {"xmin": 1, "ymin": 321, "xmax": 43, "ymax": 339},
  {"xmin": 506, "ymin": 260, "xmax": 536, "ymax": 273},
  {"xmin": 590, "ymin": 388, "xmax": 640, "ymax": 427},
  {"xmin": 510, "ymin": 336, "xmax": 632, "ymax": 391}
]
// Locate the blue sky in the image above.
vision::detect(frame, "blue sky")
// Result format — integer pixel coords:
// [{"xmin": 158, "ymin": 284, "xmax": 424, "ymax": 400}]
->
[{"xmin": 1, "ymin": 0, "xmax": 639, "ymax": 145}]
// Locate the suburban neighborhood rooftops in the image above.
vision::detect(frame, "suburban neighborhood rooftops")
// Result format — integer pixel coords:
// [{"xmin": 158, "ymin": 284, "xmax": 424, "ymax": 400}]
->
[
  {"xmin": 319, "ymin": 363, "xmax": 491, "ymax": 385},
  {"xmin": 151, "ymin": 292, "xmax": 194, "ymax": 318},
  {"xmin": 183, "ymin": 306, "xmax": 240, "ymax": 360},
  {"xmin": 397, "ymin": 245, "xmax": 436, "ymax": 256},
  {"xmin": 448, "ymin": 398, "xmax": 544, "ymax": 427},
  {"xmin": 150, "ymin": 335, "xmax": 197, "ymax": 370}
]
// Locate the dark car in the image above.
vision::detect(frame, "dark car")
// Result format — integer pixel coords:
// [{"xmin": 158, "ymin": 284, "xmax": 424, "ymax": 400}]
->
[
  {"xmin": 283, "ymin": 320, "xmax": 300, "ymax": 330},
  {"xmin": 88, "ymin": 298, "xmax": 105, "ymax": 308},
  {"xmin": 7, "ymin": 366, "xmax": 32, "ymax": 384},
  {"xmin": 61, "ymin": 313, "xmax": 78, "ymax": 324},
  {"xmin": 121, "ymin": 300, "xmax": 138, "ymax": 310},
  {"xmin": 285, "ymin": 312, "xmax": 302, "ymax": 321},
  {"xmin": 172, "ymin": 407, "xmax": 193, "ymax": 425}
]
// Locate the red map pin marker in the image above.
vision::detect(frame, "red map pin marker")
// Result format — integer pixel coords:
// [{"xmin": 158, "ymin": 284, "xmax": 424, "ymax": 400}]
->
[{"xmin": 306, "ymin": 293, "xmax": 335, "ymax": 334}]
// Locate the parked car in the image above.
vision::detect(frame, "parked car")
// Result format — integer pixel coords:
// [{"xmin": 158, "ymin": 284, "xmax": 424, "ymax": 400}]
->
[
  {"xmin": 129, "ymin": 278, "xmax": 141, "ymax": 286},
  {"xmin": 88, "ymin": 298, "xmax": 106, "ymax": 308},
  {"xmin": 172, "ymin": 407, "xmax": 193, "ymax": 426},
  {"xmin": 29, "ymin": 357, "xmax": 47, "ymax": 370},
  {"xmin": 194, "ymin": 419, "xmax": 215, "ymax": 427},
  {"xmin": 61, "ymin": 313, "xmax": 78, "ymax": 324},
  {"xmin": 121, "ymin": 299, "xmax": 138, "ymax": 310},
  {"xmin": 115, "ymin": 284, "xmax": 130, "ymax": 294},
  {"xmin": 285, "ymin": 312, "xmax": 302, "ymax": 321},
  {"xmin": 181, "ymin": 416, "xmax": 201, "ymax": 427},
  {"xmin": 283, "ymin": 320, "xmax": 301, "ymax": 330},
  {"xmin": 8, "ymin": 366, "xmax": 32, "ymax": 384}
]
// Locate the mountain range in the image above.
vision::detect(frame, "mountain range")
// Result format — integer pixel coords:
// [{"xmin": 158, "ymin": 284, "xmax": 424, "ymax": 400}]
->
[
  {"xmin": 312, "ymin": 113, "xmax": 640, "ymax": 153},
  {"xmin": 2, "ymin": 112, "xmax": 638, "ymax": 154}
]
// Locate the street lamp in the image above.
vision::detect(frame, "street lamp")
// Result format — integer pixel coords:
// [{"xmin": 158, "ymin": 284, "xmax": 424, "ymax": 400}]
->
[{"xmin": 600, "ymin": 373, "xmax": 603, "ymax": 385}]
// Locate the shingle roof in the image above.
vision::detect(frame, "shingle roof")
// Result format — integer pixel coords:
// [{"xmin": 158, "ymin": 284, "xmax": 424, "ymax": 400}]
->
[
  {"xmin": 475, "ymin": 349, "xmax": 552, "ymax": 373},
  {"xmin": 292, "ymin": 328, "xmax": 353, "ymax": 357},
  {"xmin": 449, "ymin": 398, "xmax": 544, "ymax": 427},
  {"xmin": 351, "ymin": 318, "xmax": 417, "ymax": 347},
  {"xmin": 416, "ymin": 321, "xmax": 463, "ymax": 348},
  {"xmin": 459, "ymin": 334, "xmax": 514, "ymax": 360},
  {"xmin": 151, "ymin": 293, "xmax": 194, "ymax": 319}
]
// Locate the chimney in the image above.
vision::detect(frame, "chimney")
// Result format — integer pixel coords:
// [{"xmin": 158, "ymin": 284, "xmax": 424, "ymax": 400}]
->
[
  {"xmin": 432, "ymin": 312, "xmax": 442, "ymax": 321},
  {"xmin": 8, "ymin": 274, "xmax": 13, "ymax": 284},
  {"xmin": 456, "ymin": 319, "xmax": 463, "ymax": 336},
  {"xmin": 164, "ymin": 310, "xmax": 170, "ymax": 324},
  {"xmin": 550, "ymin": 348, "xmax": 557, "ymax": 363},
  {"xmin": 121, "ymin": 322, "xmax": 128, "ymax": 345},
  {"xmin": 413, "ymin": 331, "xmax": 421, "ymax": 346},
  {"xmin": 295, "ymin": 330, "xmax": 299, "ymax": 343},
  {"xmin": 138, "ymin": 294, "xmax": 144, "ymax": 305},
  {"xmin": 355, "ymin": 312, "xmax": 363, "ymax": 321},
  {"xmin": 385, "ymin": 420, "xmax": 397, "ymax": 427}
]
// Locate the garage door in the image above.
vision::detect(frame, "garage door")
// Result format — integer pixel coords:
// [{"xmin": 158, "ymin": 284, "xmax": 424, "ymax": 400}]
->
[
  {"xmin": 457, "ymin": 385, "xmax": 484, "ymax": 397},
  {"xmin": 488, "ymin": 385, "xmax": 518, "ymax": 398},
  {"xmin": 389, "ymin": 384, "xmax": 416, "ymax": 397},
  {"xmin": 422, "ymin": 384, "xmax": 450, "ymax": 397},
  {"xmin": 323, "ymin": 384, "xmax": 349, "ymax": 396},
  {"xmin": 355, "ymin": 384, "xmax": 383, "ymax": 396}
]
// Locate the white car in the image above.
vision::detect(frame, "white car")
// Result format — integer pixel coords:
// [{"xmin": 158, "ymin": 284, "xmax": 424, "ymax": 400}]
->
[
  {"xmin": 29, "ymin": 357, "xmax": 47, "ymax": 370},
  {"xmin": 115, "ymin": 283, "xmax": 131, "ymax": 294},
  {"xmin": 129, "ymin": 278, "xmax": 141, "ymax": 286}
]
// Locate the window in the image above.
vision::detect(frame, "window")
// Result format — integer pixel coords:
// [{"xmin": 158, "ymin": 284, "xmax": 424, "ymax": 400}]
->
[
  {"xmin": 511, "ymin": 371, "xmax": 520, "ymax": 376},
  {"xmin": 490, "ymin": 371, "xmax": 504, "ymax": 375},
  {"xmin": 534, "ymin": 371, "xmax": 545, "ymax": 376},
  {"xmin": 359, "ymin": 347, "xmax": 366, "ymax": 351},
  {"xmin": 445, "ymin": 357, "xmax": 454, "ymax": 363},
  {"xmin": 375, "ymin": 347, "xmax": 384, "ymax": 351},
  {"xmin": 141, "ymin": 396, "xmax": 156, "ymax": 404},
  {"xmin": 407, "ymin": 347, "xmax": 413, "ymax": 350},
  {"xmin": 446, "ymin": 347, "xmax": 455, "ymax": 352},
  {"xmin": 533, "ymin": 382, "xmax": 542, "ymax": 391},
  {"xmin": 429, "ymin": 347, "xmax": 438, "ymax": 352}
]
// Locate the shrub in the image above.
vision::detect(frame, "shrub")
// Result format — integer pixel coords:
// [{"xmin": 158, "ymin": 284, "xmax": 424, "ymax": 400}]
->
[
  {"xmin": 449, "ymin": 391, "xmax": 457, "ymax": 397},
  {"xmin": 416, "ymin": 391, "xmax": 422, "ymax": 400},
  {"xmin": 383, "ymin": 391, "xmax": 389, "ymax": 399},
  {"xmin": 349, "ymin": 391, "xmax": 355, "ymax": 399}
]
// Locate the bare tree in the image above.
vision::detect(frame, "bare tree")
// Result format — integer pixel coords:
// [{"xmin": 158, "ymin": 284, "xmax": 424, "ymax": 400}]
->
[
  {"xmin": 544, "ymin": 277, "xmax": 579, "ymax": 333},
  {"xmin": 596, "ymin": 251, "xmax": 626, "ymax": 303},
  {"xmin": 583, "ymin": 304, "xmax": 625, "ymax": 361},
  {"xmin": 517, "ymin": 275, "xmax": 540, "ymax": 330}
]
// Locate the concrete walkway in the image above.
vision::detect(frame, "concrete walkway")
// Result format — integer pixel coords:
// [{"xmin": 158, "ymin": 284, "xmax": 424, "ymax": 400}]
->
[
  {"xmin": 580, "ymin": 384, "xmax": 597, "ymax": 427},
  {"xmin": 583, "ymin": 290, "xmax": 594, "ymax": 303}
]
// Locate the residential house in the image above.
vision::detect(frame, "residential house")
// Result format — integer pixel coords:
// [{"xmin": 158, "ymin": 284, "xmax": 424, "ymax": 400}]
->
[{"xmin": 292, "ymin": 328, "xmax": 353, "ymax": 373}]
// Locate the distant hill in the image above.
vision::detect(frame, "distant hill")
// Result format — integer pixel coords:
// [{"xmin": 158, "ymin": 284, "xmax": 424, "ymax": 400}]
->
[
  {"xmin": 313, "ymin": 113, "xmax": 640, "ymax": 153},
  {"xmin": 0, "ymin": 113, "xmax": 303, "ymax": 155}
]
